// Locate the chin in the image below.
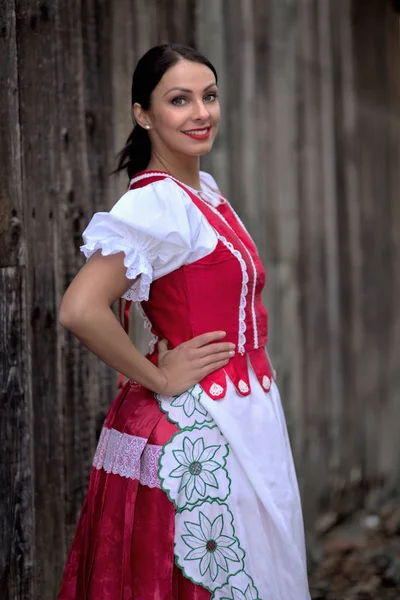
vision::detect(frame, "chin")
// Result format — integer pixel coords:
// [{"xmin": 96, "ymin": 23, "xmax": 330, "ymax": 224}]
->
[{"xmin": 182, "ymin": 140, "xmax": 216, "ymax": 157}]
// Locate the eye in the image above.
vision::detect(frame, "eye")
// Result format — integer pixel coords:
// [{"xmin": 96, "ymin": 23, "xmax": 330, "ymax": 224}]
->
[
  {"xmin": 171, "ymin": 96, "xmax": 187, "ymax": 106},
  {"xmin": 204, "ymin": 92, "xmax": 218, "ymax": 103}
]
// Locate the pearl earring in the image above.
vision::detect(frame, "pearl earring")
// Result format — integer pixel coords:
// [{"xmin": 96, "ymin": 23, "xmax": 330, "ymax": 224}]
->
[{"xmin": 145, "ymin": 125, "xmax": 150, "ymax": 130}]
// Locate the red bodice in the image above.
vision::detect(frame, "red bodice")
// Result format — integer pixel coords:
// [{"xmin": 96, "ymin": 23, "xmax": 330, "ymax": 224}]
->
[{"xmin": 128, "ymin": 171, "xmax": 273, "ymax": 399}]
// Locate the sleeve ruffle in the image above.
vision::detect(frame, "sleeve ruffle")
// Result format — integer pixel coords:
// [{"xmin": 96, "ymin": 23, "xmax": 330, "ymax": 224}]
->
[
  {"xmin": 79, "ymin": 179, "xmax": 215, "ymax": 302},
  {"xmin": 80, "ymin": 236, "xmax": 153, "ymax": 302}
]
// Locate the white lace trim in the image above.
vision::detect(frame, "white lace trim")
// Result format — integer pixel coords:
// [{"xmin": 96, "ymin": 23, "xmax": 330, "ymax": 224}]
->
[
  {"xmin": 130, "ymin": 171, "xmax": 224, "ymax": 207},
  {"xmin": 196, "ymin": 199, "xmax": 259, "ymax": 349},
  {"xmin": 130, "ymin": 171, "xmax": 173, "ymax": 185},
  {"xmin": 80, "ymin": 238, "xmax": 153, "ymax": 302},
  {"xmin": 134, "ymin": 303, "xmax": 158, "ymax": 354},
  {"xmin": 92, "ymin": 427, "xmax": 162, "ymax": 488},
  {"xmin": 245, "ymin": 249, "xmax": 258, "ymax": 348},
  {"xmin": 221, "ymin": 209, "xmax": 259, "ymax": 347},
  {"xmin": 218, "ymin": 235, "xmax": 248, "ymax": 354}
]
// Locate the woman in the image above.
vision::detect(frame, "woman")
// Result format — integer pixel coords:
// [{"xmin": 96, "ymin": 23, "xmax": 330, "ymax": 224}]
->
[{"xmin": 58, "ymin": 44, "xmax": 311, "ymax": 600}]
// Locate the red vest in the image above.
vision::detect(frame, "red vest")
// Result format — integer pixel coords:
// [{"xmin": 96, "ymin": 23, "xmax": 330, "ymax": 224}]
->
[{"xmin": 128, "ymin": 171, "xmax": 273, "ymax": 399}]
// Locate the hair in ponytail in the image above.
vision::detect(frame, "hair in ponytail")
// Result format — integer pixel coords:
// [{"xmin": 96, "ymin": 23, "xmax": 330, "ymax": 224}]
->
[
  {"xmin": 116, "ymin": 125, "xmax": 151, "ymax": 180},
  {"xmin": 115, "ymin": 43, "xmax": 218, "ymax": 180}
]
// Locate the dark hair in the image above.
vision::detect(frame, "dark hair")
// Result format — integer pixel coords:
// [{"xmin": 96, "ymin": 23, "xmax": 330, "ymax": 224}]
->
[{"xmin": 115, "ymin": 44, "xmax": 218, "ymax": 179}]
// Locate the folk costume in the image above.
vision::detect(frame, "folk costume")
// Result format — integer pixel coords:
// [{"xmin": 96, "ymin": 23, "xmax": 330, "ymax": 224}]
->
[{"xmin": 58, "ymin": 171, "xmax": 311, "ymax": 600}]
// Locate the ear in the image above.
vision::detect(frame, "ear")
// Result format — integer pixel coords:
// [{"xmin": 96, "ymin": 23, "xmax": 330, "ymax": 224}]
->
[{"xmin": 133, "ymin": 102, "xmax": 152, "ymax": 130}]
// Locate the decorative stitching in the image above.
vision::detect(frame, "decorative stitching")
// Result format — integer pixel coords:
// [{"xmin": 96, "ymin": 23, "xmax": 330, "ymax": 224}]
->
[
  {"xmin": 238, "ymin": 380, "xmax": 249, "ymax": 394},
  {"xmin": 218, "ymin": 235, "xmax": 248, "ymax": 354},
  {"xmin": 80, "ymin": 238, "xmax": 153, "ymax": 302},
  {"xmin": 209, "ymin": 383, "xmax": 225, "ymax": 397},
  {"xmin": 196, "ymin": 199, "xmax": 259, "ymax": 349},
  {"xmin": 140, "ymin": 444, "xmax": 163, "ymax": 488},
  {"xmin": 92, "ymin": 427, "xmax": 162, "ymax": 488},
  {"xmin": 134, "ymin": 303, "xmax": 158, "ymax": 354},
  {"xmin": 158, "ymin": 425, "xmax": 231, "ymax": 510},
  {"xmin": 130, "ymin": 171, "xmax": 173, "ymax": 185},
  {"xmin": 262, "ymin": 375, "xmax": 271, "ymax": 391}
]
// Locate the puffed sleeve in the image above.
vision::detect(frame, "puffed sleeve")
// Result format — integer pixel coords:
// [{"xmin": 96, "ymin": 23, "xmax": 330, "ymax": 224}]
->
[{"xmin": 80, "ymin": 178, "xmax": 217, "ymax": 302}]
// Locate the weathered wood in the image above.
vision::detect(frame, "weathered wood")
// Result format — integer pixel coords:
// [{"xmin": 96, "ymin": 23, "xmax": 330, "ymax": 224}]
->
[
  {"xmin": 14, "ymin": 1, "xmax": 66, "ymax": 596},
  {"xmin": 351, "ymin": 0, "xmax": 400, "ymax": 481},
  {"xmin": 0, "ymin": 3, "xmax": 34, "ymax": 599},
  {"xmin": 196, "ymin": 0, "xmax": 229, "ymax": 194},
  {"xmin": 0, "ymin": 270, "xmax": 34, "ymax": 600},
  {"xmin": 53, "ymin": 0, "xmax": 101, "ymax": 555}
]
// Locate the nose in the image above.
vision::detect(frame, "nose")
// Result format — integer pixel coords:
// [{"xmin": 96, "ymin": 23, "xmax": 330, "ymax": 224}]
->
[{"xmin": 193, "ymin": 99, "xmax": 210, "ymax": 122}]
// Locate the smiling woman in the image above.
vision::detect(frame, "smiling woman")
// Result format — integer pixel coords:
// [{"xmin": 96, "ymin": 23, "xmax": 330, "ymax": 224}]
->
[
  {"xmin": 115, "ymin": 44, "xmax": 220, "ymax": 189},
  {"xmin": 57, "ymin": 44, "xmax": 311, "ymax": 600}
]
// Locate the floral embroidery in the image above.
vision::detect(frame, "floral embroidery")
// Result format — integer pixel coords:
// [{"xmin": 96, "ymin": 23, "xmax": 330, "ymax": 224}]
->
[
  {"xmin": 171, "ymin": 386, "xmax": 208, "ymax": 418},
  {"xmin": 175, "ymin": 503, "xmax": 245, "ymax": 590},
  {"xmin": 159, "ymin": 426, "xmax": 230, "ymax": 510},
  {"xmin": 212, "ymin": 573, "xmax": 261, "ymax": 600},
  {"xmin": 157, "ymin": 385, "xmax": 213, "ymax": 429},
  {"xmin": 210, "ymin": 383, "xmax": 224, "ymax": 397},
  {"xmin": 220, "ymin": 587, "xmax": 258, "ymax": 600},
  {"xmin": 171, "ymin": 437, "xmax": 220, "ymax": 499},
  {"xmin": 182, "ymin": 511, "xmax": 241, "ymax": 582}
]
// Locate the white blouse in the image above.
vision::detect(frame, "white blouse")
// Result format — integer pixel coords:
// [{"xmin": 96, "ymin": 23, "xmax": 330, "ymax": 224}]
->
[{"xmin": 81, "ymin": 171, "xmax": 222, "ymax": 302}]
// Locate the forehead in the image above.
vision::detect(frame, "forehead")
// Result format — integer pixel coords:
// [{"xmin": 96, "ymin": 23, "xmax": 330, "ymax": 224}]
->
[{"xmin": 155, "ymin": 59, "xmax": 216, "ymax": 94}]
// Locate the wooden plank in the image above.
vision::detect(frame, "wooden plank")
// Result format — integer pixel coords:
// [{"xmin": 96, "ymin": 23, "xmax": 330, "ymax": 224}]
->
[
  {"xmin": 52, "ymin": 0, "xmax": 109, "ymax": 555},
  {"xmin": 350, "ymin": 0, "xmax": 399, "ymax": 482},
  {"xmin": 374, "ymin": 3, "xmax": 400, "ymax": 477},
  {"xmin": 80, "ymin": 0, "xmax": 116, "ymax": 429},
  {"xmin": 292, "ymin": 0, "xmax": 333, "ymax": 521},
  {"xmin": 0, "ymin": 269, "xmax": 34, "ymax": 600},
  {"xmin": 195, "ymin": 0, "xmax": 229, "ymax": 195},
  {"xmin": 318, "ymin": 0, "xmax": 343, "ymax": 474},
  {"xmin": 329, "ymin": 0, "xmax": 366, "ymax": 483},
  {"xmin": 14, "ymin": 1, "xmax": 66, "ymax": 596},
  {"xmin": 0, "ymin": 2, "xmax": 34, "ymax": 599},
  {"xmin": 265, "ymin": 0, "xmax": 308, "ymax": 506}
]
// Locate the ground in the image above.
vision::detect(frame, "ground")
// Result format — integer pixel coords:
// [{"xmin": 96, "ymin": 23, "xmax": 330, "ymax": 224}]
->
[{"xmin": 308, "ymin": 484, "xmax": 400, "ymax": 599}]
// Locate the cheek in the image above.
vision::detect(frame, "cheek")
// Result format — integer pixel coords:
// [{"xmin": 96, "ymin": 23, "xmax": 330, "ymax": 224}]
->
[
  {"xmin": 212, "ymin": 103, "xmax": 221, "ymax": 122},
  {"xmin": 157, "ymin": 107, "xmax": 187, "ymax": 131}
]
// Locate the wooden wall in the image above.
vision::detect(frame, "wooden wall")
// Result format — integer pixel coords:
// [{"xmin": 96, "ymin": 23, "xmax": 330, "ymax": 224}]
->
[{"xmin": 1, "ymin": 0, "xmax": 399, "ymax": 597}]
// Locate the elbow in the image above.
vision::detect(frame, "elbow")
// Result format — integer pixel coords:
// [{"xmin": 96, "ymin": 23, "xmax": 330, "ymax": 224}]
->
[{"xmin": 58, "ymin": 297, "xmax": 85, "ymax": 332}]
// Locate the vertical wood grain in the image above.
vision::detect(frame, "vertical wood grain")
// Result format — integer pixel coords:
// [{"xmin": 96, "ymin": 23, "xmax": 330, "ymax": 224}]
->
[{"xmin": 0, "ymin": 4, "xmax": 34, "ymax": 598}]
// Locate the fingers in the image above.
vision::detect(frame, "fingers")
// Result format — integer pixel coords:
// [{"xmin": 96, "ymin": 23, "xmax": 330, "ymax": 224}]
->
[
  {"xmin": 195, "ymin": 342, "xmax": 235, "ymax": 359},
  {"xmin": 201, "ymin": 358, "xmax": 231, "ymax": 377},
  {"xmin": 158, "ymin": 339, "xmax": 168, "ymax": 351},
  {"xmin": 157, "ymin": 339, "xmax": 169, "ymax": 360},
  {"xmin": 186, "ymin": 331, "xmax": 227, "ymax": 349},
  {"xmin": 199, "ymin": 352, "xmax": 233, "ymax": 369}
]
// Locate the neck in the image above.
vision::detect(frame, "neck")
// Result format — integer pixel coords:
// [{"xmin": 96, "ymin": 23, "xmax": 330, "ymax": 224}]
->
[{"xmin": 147, "ymin": 150, "xmax": 201, "ymax": 191}]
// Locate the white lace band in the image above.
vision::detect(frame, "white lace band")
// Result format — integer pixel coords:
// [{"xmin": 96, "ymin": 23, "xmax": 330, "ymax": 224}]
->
[{"xmin": 92, "ymin": 427, "xmax": 162, "ymax": 489}]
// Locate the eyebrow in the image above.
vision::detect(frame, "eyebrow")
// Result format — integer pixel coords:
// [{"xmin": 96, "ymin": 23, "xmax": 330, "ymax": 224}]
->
[{"xmin": 163, "ymin": 82, "xmax": 217, "ymax": 96}]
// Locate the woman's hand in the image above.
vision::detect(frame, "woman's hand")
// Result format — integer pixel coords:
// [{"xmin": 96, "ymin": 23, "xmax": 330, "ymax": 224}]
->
[{"xmin": 156, "ymin": 331, "xmax": 235, "ymax": 396}]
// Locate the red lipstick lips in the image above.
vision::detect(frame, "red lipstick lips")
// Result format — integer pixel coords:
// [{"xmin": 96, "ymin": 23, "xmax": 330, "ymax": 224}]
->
[{"xmin": 183, "ymin": 127, "xmax": 211, "ymax": 140}]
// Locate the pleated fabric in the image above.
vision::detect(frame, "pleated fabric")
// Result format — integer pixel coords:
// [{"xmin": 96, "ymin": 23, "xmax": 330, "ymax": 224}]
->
[{"xmin": 58, "ymin": 382, "xmax": 211, "ymax": 600}]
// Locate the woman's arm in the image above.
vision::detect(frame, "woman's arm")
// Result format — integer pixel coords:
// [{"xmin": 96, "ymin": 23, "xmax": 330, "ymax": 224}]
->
[{"xmin": 59, "ymin": 250, "xmax": 234, "ymax": 396}]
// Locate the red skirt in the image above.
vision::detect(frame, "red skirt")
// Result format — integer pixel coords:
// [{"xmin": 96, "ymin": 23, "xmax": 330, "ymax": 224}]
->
[{"xmin": 58, "ymin": 382, "xmax": 211, "ymax": 600}]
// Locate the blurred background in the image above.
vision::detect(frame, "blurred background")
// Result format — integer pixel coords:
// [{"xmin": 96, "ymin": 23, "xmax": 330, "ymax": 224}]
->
[{"xmin": 1, "ymin": 1, "xmax": 400, "ymax": 598}]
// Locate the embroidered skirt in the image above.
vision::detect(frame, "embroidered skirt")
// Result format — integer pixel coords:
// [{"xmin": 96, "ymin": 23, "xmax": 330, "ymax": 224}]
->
[{"xmin": 58, "ymin": 367, "xmax": 311, "ymax": 600}]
